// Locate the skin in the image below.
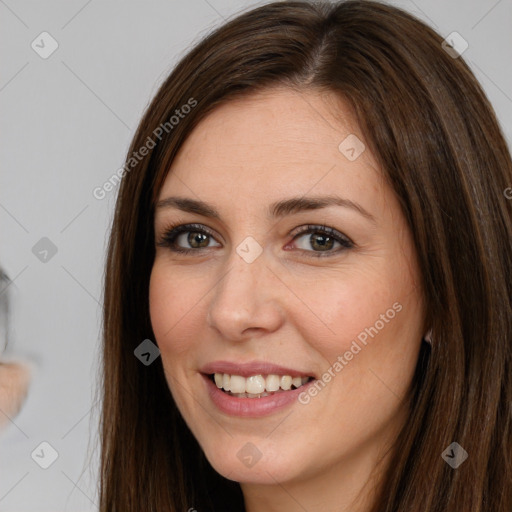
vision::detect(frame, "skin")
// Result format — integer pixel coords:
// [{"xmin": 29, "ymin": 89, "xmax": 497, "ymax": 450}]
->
[
  {"xmin": 149, "ymin": 86, "xmax": 426, "ymax": 512},
  {"xmin": 0, "ymin": 361, "xmax": 31, "ymax": 429}
]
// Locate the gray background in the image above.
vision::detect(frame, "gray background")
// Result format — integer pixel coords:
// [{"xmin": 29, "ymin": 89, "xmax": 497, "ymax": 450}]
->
[{"xmin": 1, "ymin": 0, "xmax": 511, "ymax": 510}]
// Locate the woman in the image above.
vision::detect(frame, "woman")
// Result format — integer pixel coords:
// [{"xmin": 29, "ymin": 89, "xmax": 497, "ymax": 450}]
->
[{"xmin": 99, "ymin": 1, "xmax": 512, "ymax": 511}]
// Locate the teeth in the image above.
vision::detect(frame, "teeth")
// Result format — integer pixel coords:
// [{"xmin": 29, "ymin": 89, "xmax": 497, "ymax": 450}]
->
[
  {"xmin": 212, "ymin": 372, "xmax": 312, "ymax": 396},
  {"xmin": 280, "ymin": 375, "xmax": 292, "ymax": 390},
  {"xmin": 222, "ymin": 373, "xmax": 231, "ymax": 392},
  {"xmin": 266, "ymin": 374, "xmax": 280, "ymax": 392},
  {"xmin": 230, "ymin": 375, "xmax": 246, "ymax": 394},
  {"xmin": 246, "ymin": 375, "xmax": 266, "ymax": 394}
]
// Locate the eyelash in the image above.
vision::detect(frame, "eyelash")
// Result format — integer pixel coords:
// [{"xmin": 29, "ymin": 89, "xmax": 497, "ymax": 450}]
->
[{"xmin": 156, "ymin": 222, "xmax": 354, "ymax": 258}]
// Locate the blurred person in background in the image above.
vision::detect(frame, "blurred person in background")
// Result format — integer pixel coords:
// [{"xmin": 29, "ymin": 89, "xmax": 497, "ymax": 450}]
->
[{"xmin": 0, "ymin": 267, "xmax": 32, "ymax": 430}]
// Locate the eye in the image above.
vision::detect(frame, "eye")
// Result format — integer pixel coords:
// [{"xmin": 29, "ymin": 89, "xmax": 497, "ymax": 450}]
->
[
  {"xmin": 156, "ymin": 223, "xmax": 354, "ymax": 258},
  {"xmin": 156, "ymin": 223, "xmax": 221, "ymax": 254},
  {"xmin": 288, "ymin": 224, "xmax": 354, "ymax": 257}
]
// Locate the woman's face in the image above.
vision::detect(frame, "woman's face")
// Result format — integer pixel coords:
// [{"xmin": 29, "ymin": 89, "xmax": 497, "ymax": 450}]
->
[{"xmin": 150, "ymin": 87, "xmax": 425, "ymax": 489}]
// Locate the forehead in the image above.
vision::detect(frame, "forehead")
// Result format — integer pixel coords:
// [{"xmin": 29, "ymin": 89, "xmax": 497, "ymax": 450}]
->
[{"xmin": 158, "ymin": 87, "xmax": 383, "ymax": 206}]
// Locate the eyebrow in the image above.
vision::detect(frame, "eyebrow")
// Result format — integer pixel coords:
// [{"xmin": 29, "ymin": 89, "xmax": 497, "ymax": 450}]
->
[{"xmin": 155, "ymin": 195, "xmax": 376, "ymax": 223}]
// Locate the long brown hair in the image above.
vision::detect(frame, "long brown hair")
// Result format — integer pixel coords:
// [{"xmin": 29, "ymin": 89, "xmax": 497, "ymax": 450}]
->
[{"xmin": 98, "ymin": 1, "xmax": 512, "ymax": 510}]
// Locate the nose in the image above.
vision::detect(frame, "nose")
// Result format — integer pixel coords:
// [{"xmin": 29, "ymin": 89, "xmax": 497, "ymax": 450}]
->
[{"xmin": 206, "ymin": 248, "xmax": 285, "ymax": 341}]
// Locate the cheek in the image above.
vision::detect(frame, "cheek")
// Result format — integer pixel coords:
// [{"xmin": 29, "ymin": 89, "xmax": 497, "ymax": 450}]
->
[
  {"xmin": 149, "ymin": 260, "xmax": 219, "ymax": 361},
  {"xmin": 148, "ymin": 265, "xmax": 200, "ymax": 414},
  {"xmin": 291, "ymin": 265, "xmax": 397, "ymax": 353},
  {"xmin": 293, "ymin": 257, "xmax": 422, "ymax": 398},
  {"xmin": 149, "ymin": 263, "xmax": 194, "ymax": 355}
]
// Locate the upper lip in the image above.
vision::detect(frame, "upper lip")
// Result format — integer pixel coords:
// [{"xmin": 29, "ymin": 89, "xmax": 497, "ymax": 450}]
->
[{"xmin": 200, "ymin": 360, "xmax": 315, "ymax": 378}]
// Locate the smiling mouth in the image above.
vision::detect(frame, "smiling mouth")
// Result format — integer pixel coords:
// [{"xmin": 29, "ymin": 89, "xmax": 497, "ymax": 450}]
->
[{"xmin": 209, "ymin": 372, "xmax": 314, "ymax": 398}]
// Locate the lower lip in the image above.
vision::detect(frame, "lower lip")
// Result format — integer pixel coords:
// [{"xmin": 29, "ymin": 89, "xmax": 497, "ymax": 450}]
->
[{"xmin": 202, "ymin": 373, "xmax": 316, "ymax": 417}]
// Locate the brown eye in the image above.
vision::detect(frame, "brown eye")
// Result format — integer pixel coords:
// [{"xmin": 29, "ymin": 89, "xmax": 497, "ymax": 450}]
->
[
  {"xmin": 290, "ymin": 225, "xmax": 353, "ymax": 257},
  {"xmin": 157, "ymin": 223, "xmax": 220, "ymax": 253},
  {"xmin": 183, "ymin": 231, "xmax": 210, "ymax": 249}
]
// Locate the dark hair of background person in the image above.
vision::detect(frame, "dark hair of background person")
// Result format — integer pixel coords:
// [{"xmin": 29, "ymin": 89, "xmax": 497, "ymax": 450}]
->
[
  {"xmin": 97, "ymin": 1, "xmax": 512, "ymax": 510},
  {"xmin": 0, "ymin": 268, "xmax": 11, "ymax": 353}
]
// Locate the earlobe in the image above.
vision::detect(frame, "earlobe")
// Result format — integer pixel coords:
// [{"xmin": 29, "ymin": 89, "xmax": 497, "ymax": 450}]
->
[{"xmin": 423, "ymin": 329, "xmax": 432, "ymax": 345}]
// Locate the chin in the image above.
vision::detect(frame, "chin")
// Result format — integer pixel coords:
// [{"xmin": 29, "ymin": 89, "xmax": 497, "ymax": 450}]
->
[{"xmin": 200, "ymin": 437, "xmax": 303, "ymax": 485}]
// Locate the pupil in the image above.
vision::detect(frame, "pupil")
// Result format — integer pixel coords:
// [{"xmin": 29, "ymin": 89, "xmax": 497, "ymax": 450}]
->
[{"xmin": 311, "ymin": 233, "xmax": 333, "ymax": 251}]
